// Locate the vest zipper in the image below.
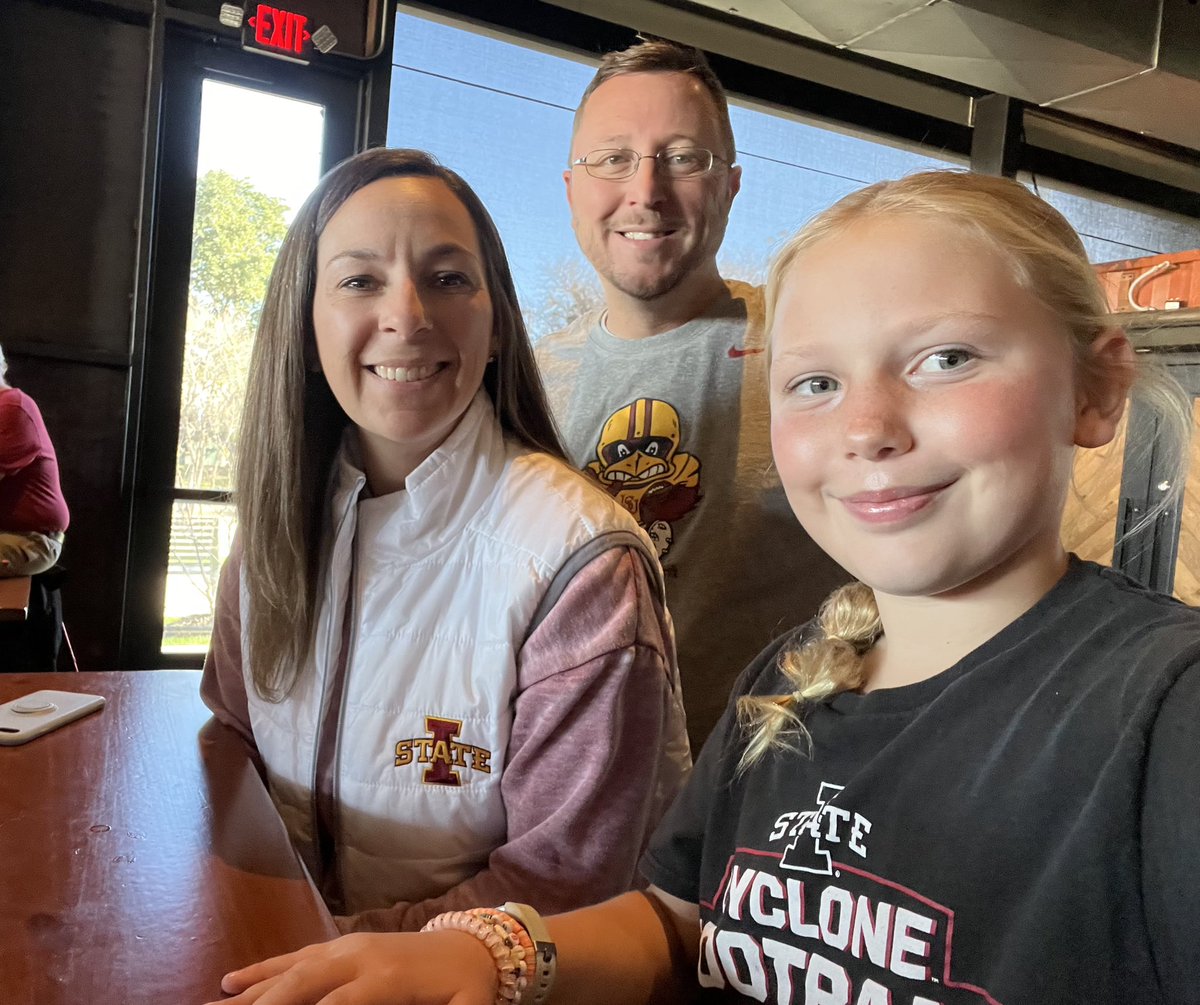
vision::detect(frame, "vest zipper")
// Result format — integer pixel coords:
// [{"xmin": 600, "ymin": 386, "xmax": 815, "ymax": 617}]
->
[{"xmin": 309, "ymin": 480, "xmax": 361, "ymax": 913}]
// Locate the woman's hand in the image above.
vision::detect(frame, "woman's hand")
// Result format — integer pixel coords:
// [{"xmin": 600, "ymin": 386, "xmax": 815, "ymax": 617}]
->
[{"xmin": 203, "ymin": 930, "xmax": 499, "ymax": 1005}]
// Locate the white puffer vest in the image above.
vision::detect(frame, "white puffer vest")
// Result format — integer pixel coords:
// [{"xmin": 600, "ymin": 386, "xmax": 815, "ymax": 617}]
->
[{"xmin": 242, "ymin": 393, "xmax": 667, "ymax": 913}]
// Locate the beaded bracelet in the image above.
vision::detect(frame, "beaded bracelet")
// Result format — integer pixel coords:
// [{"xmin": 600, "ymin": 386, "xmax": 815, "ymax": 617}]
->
[
  {"xmin": 422, "ymin": 908, "xmax": 536, "ymax": 1004},
  {"xmin": 498, "ymin": 903, "xmax": 557, "ymax": 1005}
]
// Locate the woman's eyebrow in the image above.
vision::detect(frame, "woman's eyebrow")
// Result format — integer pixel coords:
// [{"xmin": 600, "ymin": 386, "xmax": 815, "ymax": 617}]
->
[
  {"xmin": 323, "ymin": 248, "xmax": 382, "ymax": 269},
  {"xmin": 423, "ymin": 242, "xmax": 480, "ymax": 263},
  {"xmin": 324, "ymin": 244, "xmax": 481, "ymax": 270}
]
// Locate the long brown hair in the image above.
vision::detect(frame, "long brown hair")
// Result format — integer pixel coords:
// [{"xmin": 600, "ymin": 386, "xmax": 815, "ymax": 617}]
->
[
  {"xmin": 236, "ymin": 147, "xmax": 565, "ymax": 700},
  {"xmin": 739, "ymin": 169, "xmax": 1191, "ymax": 768}
]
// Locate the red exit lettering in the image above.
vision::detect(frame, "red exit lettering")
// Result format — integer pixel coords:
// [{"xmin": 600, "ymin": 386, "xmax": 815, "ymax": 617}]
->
[{"xmin": 249, "ymin": 4, "xmax": 311, "ymax": 56}]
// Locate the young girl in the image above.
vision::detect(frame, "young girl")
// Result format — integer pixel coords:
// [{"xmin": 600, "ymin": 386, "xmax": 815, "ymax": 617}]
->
[{"xmin": 208, "ymin": 171, "xmax": 1200, "ymax": 1004}]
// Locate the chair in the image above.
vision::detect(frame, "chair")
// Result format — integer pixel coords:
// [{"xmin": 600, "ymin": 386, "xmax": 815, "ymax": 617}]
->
[
  {"xmin": 0, "ymin": 565, "xmax": 68, "ymax": 672},
  {"xmin": 0, "ymin": 576, "xmax": 31, "ymax": 622}
]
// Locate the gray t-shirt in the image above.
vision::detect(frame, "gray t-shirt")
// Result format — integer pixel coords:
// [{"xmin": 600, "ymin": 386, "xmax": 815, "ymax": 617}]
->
[{"xmin": 536, "ymin": 282, "xmax": 847, "ymax": 749}]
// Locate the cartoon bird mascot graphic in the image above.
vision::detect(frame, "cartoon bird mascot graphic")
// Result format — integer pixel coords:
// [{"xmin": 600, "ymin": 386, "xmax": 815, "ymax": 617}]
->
[{"xmin": 587, "ymin": 398, "xmax": 701, "ymax": 558}]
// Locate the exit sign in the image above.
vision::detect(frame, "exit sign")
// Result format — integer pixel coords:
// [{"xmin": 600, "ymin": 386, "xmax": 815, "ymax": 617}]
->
[
  {"xmin": 224, "ymin": 0, "xmax": 381, "ymax": 61},
  {"xmin": 248, "ymin": 5, "xmax": 311, "ymax": 56}
]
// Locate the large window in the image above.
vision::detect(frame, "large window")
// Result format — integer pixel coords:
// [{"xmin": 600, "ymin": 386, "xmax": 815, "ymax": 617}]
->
[
  {"xmin": 388, "ymin": 7, "xmax": 959, "ymax": 336},
  {"xmin": 718, "ymin": 102, "xmax": 958, "ymax": 282},
  {"xmin": 1031, "ymin": 175, "xmax": 1200, "ymax": 265},
  {"xmin": 389, "ymin": 11, "xmax": 595, "ymax": 338},
  {"xmin": 161, "ymin": 80, "xmax": 325, "ymax": 655}
]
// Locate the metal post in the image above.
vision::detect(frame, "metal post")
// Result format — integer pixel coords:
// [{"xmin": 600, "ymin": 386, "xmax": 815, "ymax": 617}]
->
[{"xmin": 970, "ymin": 93, "xmax": 1023, "ymax": 177}]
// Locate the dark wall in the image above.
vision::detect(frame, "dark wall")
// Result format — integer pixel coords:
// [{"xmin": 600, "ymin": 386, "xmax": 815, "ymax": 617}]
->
[
  {"xmin": 0, "ymin": 0, "xmax": 152, "ymax": 667},
  {"xmin": 0, "ymin": 0, "xmax": 378, "ymax": 668}
]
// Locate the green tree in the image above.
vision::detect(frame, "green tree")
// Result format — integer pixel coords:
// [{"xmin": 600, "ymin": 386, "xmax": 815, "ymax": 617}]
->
[
  {"xmin": 189, "ymin": 169, "xmax": 289, "ymax": 320},
  {"xmin": 168, "ymin": 171, "xmax": 290, "ymax": 620}
]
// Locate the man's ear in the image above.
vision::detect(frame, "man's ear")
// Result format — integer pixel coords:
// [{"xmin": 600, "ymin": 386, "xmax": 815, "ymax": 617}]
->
[
  {"xmin": 727, "ymin": 163, "xmax": 742, "ymax": 204},
  {"xmin": 1075, "ymin": 328, "xmax": 1135, "ymax": 449},
  {"xmin": 563, "ymin": 168, "xmax": 573, "ymax": 209}
]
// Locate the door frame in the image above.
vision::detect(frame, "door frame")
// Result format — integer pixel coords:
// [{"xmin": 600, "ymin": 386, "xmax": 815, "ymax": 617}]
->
[{"xmin": 122, "ymin": 26, "xmax": 366, "ymax": 668}]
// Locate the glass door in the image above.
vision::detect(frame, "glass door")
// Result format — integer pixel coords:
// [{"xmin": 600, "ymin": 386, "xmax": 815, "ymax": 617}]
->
[
  {"xmin": 164, "ymin": 79, "xmax": 325, "ymax": 655},
  {"xmin": 1061, "ymin": 355, "xmax": 1200, "ymax": 601},
  {"xmin": 1062, "ymin": 413, "xmax": 1129, "ymax": 569},
  {"xmin": 1161, "ymin": 361, "xmax": 1200, "ymax": 604},
  {"xmin": 124, "ymin": 29, "xmax": 361, "ymax": 668}
]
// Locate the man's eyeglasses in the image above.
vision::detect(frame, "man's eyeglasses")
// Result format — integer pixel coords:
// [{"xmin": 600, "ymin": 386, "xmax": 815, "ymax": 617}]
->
[{"xmin": 570, "ymin": 147, "xmax": 729, "ymax": 181}]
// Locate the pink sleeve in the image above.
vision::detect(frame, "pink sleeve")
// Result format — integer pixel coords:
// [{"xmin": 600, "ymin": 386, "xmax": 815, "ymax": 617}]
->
[
  {"xmin": 199, "ymin": 537, "xmax": 258, "ymax": 752},
  {"xmin": 339, "ymin": 545, "xmax": 689, "ymax": 933}
]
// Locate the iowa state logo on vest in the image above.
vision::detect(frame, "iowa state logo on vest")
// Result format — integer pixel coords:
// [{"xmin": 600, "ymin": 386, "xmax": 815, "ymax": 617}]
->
[{"xmin": 393, "ymin": 716, "xmax": 493, "ymax": 786}]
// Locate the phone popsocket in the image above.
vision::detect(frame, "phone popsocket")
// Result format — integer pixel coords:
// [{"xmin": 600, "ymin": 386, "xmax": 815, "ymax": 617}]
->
[{"xmin": 0, "ymin": 690, "xmax": 105, "ymax": 745}]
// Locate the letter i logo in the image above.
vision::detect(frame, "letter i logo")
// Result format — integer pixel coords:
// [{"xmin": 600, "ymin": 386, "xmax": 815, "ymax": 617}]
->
[
  {"xmin": 780, "ymin": 782, "xmax": 842, "ymax": 875},
  {"xmin": 424, "ymin": 717, "xmax": 463, "ymax": 786}
]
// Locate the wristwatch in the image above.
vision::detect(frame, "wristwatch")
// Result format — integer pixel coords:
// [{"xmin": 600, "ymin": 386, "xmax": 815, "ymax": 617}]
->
[{"xmin": 501, "ymin": 902, "xmax": 557, "ymax": 1005}]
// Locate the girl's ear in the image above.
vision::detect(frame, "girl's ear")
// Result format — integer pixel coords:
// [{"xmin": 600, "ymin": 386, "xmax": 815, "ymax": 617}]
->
[{"xmin": 1074, "ymin": 328, "xmax": 1135, "ymax": 449}]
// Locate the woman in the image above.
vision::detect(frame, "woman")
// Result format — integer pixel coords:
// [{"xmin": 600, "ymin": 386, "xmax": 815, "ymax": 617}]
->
[
  {"xmin": 210, "ymin": 170, "xmax": 1199, "ymax": 1004},
  {"xmin": 0, "ymin": 343, "xmax": 69, "ymax": 577},
  {"xmin": 201, "ymin": 148, "xmax": 689, "ymax": 934}
]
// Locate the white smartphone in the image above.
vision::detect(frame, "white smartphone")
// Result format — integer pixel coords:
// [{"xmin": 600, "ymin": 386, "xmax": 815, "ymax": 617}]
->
[{"xmin": 0, "ymin": 690, "xmax": 106, "ymax": 746}]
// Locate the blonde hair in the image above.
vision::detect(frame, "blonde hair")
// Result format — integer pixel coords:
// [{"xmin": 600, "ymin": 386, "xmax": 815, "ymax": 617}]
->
[
  {"xmin": 739, "ymin": 169, "xmax": 1192, "ymax": 768},
  {"xmin": 238, "ymin": 148, "xmax": 566, "ymax": 701},
  {"xmin": 572, "ymin": 39, "xmax": 736, "ymax": 162}
]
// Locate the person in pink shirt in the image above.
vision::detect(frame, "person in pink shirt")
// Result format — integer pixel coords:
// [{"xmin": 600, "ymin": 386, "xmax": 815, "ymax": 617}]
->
[{"xmin": 0, "ymin": 344, "xmax": 69, "ymax": 577}]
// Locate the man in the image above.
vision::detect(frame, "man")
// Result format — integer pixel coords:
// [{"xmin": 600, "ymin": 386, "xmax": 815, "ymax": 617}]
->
[{"xmin": 536, "ymin": 40, "xmax": 847, "ymax": 749}]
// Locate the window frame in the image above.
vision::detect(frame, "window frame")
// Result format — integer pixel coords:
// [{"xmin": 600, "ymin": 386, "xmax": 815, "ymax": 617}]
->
[{"xmin": 122, "ymin": 26, "xmax": 365, "ymax": 668}]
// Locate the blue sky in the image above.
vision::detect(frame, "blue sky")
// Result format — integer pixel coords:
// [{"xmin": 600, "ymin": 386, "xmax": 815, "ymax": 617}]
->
[
  {"xmin": 192, "ymin": 7, "xmax": 1200, "ymax": 338},
  {"xmin": 386, "ymin": 8, "xmax": 1200, "ymax": 338},
  {"xmin": 386, "ymin": 9, "xmax": 955, "ymax": 334}
]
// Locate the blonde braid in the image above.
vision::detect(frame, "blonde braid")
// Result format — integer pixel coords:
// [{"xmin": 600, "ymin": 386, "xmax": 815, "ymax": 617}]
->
[{"xmin": 737, "ymin": 582, "xmax": 881, "ymax": 770}]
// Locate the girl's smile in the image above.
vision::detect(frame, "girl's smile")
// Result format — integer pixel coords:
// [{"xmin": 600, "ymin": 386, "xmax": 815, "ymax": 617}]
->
[{"xmin": 835, "ymin": 479, "xmax": 957, "ymax": 525}]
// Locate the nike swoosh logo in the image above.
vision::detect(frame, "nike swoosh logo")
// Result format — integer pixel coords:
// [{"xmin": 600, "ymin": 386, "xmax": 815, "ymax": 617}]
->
[{"xmin": 727, "ymin": 345, "xmax": 765, "ymax": 358}]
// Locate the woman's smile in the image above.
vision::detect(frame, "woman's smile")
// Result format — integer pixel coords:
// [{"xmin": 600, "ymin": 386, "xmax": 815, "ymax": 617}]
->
[
  {"xmin": 368, "ymin": 362, "xmax": 449, "ymax": 384},
  {"xmin": 312, "ymin": 175, "xmax": 494, "ymax": 495}
]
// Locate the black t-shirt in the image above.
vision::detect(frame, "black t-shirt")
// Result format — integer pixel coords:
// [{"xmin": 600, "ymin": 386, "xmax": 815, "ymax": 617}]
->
[{"xmin": 642, "ymin": 559, "xmax": 1200, "ymax": 1004}]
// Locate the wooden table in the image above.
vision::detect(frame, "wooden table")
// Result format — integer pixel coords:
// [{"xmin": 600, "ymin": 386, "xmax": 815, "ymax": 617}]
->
[{"xmin": 0, "ymin": 671, "xmax": 339, "ymax": 1003}]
